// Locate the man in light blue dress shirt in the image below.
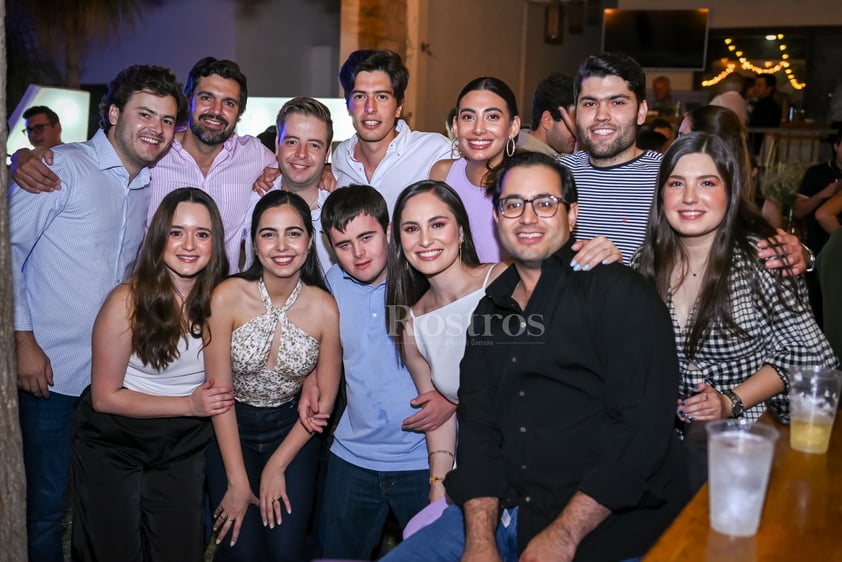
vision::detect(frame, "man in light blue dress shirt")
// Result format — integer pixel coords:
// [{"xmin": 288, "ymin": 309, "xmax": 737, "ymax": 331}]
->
[{"xmin": 9, "ymin": 64, "xmax": 185, "ymax": 562}]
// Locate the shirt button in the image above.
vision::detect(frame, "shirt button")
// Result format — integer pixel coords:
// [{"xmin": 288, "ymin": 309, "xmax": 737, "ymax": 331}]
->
[
  {"xmin": 518, "ymin": 391, "xmax": 525, "ymax": 397},
  {"xmin": 511, "ymin": 357, "xmax": 517, "ymax": 363},
  {"xmin": 521, "ymin": 464, "xmax": 527, "ymax": 470},
  {"xmin": 520, "ymin": 321, "xmax": 526, "ymax": 329},
  {"xmin": 372, "ymin": 312, "xmax": 378, "ymax": 318},
  {"xmin": 525, "ymin": 496, "xmax": 532, "ymax": 503},
  {"xmin": 519, "ymin": 426, "xmax": 526, "ymax": 433}
]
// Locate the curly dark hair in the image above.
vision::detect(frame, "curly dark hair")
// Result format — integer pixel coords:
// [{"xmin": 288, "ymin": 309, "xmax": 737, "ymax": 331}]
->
[
  {"xmin": 574, "ymin": 52, "xmax": 647, "ymax": 106},
  {"xmin": 99, "ymin": 64, "xmax": 187, "ymax": 134}
]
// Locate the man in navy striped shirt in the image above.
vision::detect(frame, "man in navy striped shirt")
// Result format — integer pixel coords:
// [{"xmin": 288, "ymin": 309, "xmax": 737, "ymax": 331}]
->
[{"xmin": 562, "ymin": 52, "xmax": 807, "ymax": 274}]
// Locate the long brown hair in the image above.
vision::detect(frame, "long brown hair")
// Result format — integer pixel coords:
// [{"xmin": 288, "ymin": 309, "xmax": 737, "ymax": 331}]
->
[
  {"xmin": 132, "ymin": 188, "xmax": 229, "ymax": 370},
  {"xmin": 636, "ymin": 133, "xmax": 800, "ymax": 359},
  {"xmin": 386, "ymin": 180, "xmax": 480, "ymax": 358}
]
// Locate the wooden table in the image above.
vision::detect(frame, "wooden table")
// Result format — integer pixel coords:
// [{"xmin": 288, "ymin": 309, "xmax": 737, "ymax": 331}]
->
[{"xmin": 644, "ymin": 413, "xmax": 842, "ymax": 561}]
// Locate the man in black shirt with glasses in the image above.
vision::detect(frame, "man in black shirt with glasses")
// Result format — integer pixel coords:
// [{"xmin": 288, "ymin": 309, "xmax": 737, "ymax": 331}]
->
[{"xmin": 383, "ymin": 151, "xmax": 690, "ymax": 562}]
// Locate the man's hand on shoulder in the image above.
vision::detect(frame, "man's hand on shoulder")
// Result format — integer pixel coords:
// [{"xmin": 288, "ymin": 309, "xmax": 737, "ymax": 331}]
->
[
  {"xmin": 12, "ymin": 147, "xmax": 60, "ymax": 193},
  {"xmin": 318, "ymin": 163, "xmax": 336, "ymax": 192},
  {"xmin": 756, "ymin": 229, "xmax": 807, "ymax": 276},
  {"xmin": 253, "ymin": 167, "xmax": 281, "ymax": 196}
]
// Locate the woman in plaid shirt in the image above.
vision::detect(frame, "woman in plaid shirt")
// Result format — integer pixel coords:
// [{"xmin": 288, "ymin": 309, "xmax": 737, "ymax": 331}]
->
[{"xmin": 633, "ymin": 132, "xmax": 837, "ymax": 487}]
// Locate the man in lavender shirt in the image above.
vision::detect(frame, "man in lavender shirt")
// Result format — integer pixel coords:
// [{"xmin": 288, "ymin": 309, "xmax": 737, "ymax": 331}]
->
[{"xmin": 145, "ymin": 57, "xmax": 276, "ymax": 271}]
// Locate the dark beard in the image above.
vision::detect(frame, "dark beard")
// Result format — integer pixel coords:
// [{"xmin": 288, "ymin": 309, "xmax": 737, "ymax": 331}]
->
[{"xmin": 190, "ymin": 114, "xmax": 234, "ymax": 145}]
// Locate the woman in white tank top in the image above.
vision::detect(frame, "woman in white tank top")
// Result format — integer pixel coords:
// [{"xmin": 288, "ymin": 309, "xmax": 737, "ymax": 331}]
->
[
  {"xmin": 386, "ymin": 180, "xmax": 504, "ymax": 503},
  {"xmin": 71, "ymin": 188, "xmax": 232, "ymax": 561}
]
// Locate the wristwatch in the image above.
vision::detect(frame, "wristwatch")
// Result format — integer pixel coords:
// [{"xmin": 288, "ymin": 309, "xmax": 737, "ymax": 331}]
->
[
  {"xmin": 722, "ymin": 389, "xmax": 745, "ymax": 418},
  {"xmin": 802, "ymin": 244, "xmax": 816, "ymax": 273}
]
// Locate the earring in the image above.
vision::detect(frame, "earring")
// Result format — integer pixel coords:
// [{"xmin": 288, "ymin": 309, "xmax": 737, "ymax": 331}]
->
[
  {"xmin": 458, "ymin": 241, "xmax": 463, "ymax": 263},
  {"xmin": 506, "ymin": 137, "xmax": 516, "ymax": 158}
]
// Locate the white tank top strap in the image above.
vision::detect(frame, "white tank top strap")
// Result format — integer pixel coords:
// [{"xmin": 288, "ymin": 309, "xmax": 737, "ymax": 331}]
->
[{"xmin": 481, "ymin": 263, "xmax": 497, "ymax": 289}]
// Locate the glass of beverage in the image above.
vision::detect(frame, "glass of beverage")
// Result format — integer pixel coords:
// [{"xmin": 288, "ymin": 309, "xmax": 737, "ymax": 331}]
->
[
  {"xmin": 706, "ymin": 419, "xmax": 779, "ymax": 537},
  {"xmin": 789, "ymin": 367, "xmax": 842, "ymax": 454}
]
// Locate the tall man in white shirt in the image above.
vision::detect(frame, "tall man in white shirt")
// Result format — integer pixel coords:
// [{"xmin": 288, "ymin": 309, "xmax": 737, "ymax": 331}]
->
[{"xmin": 331, "ymin": 49, "xmax": 451, "ymax": 214}]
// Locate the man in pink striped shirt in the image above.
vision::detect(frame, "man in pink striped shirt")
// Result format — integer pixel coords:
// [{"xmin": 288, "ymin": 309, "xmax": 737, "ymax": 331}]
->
[
  {"xmin": 146, "ymin": 57, "xmax": 277, "ymax": 272},
  {"xmin": 12, "ymin": 57, "xmax": 276, "ymax": 274}
]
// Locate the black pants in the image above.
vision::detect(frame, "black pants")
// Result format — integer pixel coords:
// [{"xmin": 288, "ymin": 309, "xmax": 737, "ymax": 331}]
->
[{"xmin": 71, "ymin": 388, "xmax": 212, "ymax": 562}]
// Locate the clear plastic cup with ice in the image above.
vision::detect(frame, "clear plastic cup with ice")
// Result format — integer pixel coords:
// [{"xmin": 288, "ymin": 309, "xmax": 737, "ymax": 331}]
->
[{"xmin": 706, "ymin": 419, "xmax": 779, "ymax": 537}]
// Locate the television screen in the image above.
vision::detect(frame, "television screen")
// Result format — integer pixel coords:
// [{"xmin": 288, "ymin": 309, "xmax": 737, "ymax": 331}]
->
[{"xmin": 602, "ymin": 9, "xmax": 709, "ymax": 70}]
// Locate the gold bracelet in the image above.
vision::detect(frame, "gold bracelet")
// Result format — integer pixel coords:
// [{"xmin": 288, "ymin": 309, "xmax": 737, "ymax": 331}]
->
[
  {"xmin": 428, "ymin": 449, "xmax": 455, "ymax": 459},
  {"xmin": 429, "ymin": 475, "xmax": 445, "ymax": 485}
]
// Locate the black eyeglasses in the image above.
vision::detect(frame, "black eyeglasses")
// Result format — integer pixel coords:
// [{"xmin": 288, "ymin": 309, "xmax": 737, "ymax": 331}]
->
[
  {"xmin": 23, "ymin": 123, "xmax": 53, "ymax": 136},
  {"xmin": 496, "ymin": 195, "xmax": 566, "ymax": 219}
]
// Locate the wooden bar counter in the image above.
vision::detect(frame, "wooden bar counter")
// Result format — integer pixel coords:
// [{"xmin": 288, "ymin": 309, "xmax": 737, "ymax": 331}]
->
[{"xmin": 644, "ymin": 413, "xmax": 842, "ymax": 562}]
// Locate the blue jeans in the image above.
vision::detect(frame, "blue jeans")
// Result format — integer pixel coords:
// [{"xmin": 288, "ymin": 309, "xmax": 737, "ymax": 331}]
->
[
  {"xmin": 381, "ymin": 504, "xmax": 644, "ymax": 562},
  {"xmin": 19, "ymin": 390, "xmax": 79, "ymax": 562},
  {"xmin": 319, "ymin": 453, "xmax": 429, "ymax": 559},
  {"xmin": 207, "ymin": 399, "xmax": 320, "ymax": 562},
  {"xmin": 380, "ymin": 504, "xmax": 519, "ymax": 562}
]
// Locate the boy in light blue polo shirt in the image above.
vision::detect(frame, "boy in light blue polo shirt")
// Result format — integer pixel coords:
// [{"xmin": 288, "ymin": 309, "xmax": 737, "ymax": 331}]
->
[{"xmin": 311, "ymin": 185, "xmax": 434, "ymax": 558}]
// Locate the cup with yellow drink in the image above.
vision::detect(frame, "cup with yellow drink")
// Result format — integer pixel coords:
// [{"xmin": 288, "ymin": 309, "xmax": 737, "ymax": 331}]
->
[{"xmin": 788, "ymin": 367, "xmax": 842, "ymax": 454}]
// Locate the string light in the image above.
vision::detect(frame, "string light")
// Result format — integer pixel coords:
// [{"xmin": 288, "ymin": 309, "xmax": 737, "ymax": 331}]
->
[
  {"xmin": 701, "ymin": 63, "xmax": 737, "ymax": 88},
  {"xmin": 704, "ymin": 36, "xmax": 805, "ymax": 91}
]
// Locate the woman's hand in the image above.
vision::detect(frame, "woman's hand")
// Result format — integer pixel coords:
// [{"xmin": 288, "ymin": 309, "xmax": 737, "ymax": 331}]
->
[
  {"xmin": 260, "ymin": 464, "xmax": 292, "ymax": 529},
  {"xmin": 677, "ymin": 382, "xmax": 728, "ymax": 422},
  {"xmin": 570, "ymin": 236, "xmax": 623, "ymax": 271},
  {"xmin": 188, "ymin": 379, "xmax": 234, "ymax": 417},
  {"xmin": 213, "ymin": 483, "xmax": 259, "ymax": 546}
]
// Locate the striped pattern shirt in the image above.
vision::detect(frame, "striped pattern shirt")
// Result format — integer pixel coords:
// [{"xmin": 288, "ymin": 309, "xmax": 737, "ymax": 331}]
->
[
  {"xmin": 560, "ymin": 150, "xmax": 662, "ymax": 264},
  {"xmin": 10, "ymin": 130, "xmax": 151, "ymax": 396},
  {"xmin": 147, "ymin": 133, "xmax": 276, "ymax": 272}
]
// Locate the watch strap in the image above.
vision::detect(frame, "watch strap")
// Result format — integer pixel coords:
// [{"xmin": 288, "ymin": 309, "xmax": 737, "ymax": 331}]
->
[{"xmin": 722, "ymin": 389, "xmax": 744, "ymax": 418}]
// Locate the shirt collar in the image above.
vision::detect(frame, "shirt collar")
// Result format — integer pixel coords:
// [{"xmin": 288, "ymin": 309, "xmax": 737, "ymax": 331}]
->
[
  {"xmin": 344, "ymin": 119, "xmax": 411, "ymax": 160},
  {"xmin": 91, "ymin": 129, "xmax": 152, "ymax": 188},
  {"xmin": 339, "ymin": 269, "xmax": 387, "ymax": 290},
  {"xmin": 486, "ymin": 239, "xmax": 576, "ymax": 308}
]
